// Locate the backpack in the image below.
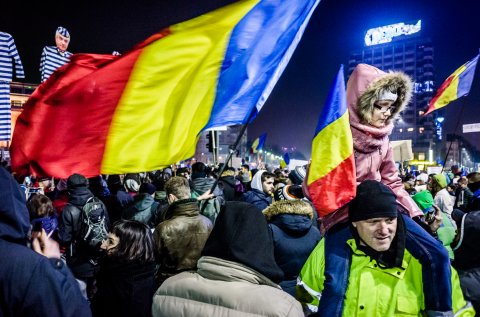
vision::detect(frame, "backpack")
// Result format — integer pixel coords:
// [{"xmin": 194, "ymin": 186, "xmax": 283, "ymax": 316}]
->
[{"xmin": 77, "ymin": 197, "xmax": 108, "ymax": 251}]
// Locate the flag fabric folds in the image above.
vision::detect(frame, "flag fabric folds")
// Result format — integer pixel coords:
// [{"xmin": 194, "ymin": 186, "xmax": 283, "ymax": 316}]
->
[
  {"xmin": 251, "ymin": 133, "xmax": 267, "ymax": 154},
  {"xmin": 307, "ymin": 66, "xmax": 356, "ymax": 218},
  {"xmin": 10, "ymin": 0, "xmax": 320, "ymax": 178},
  {"xmin": 425, "ymin": 54, "xmax": 479, "ymax": 115}
]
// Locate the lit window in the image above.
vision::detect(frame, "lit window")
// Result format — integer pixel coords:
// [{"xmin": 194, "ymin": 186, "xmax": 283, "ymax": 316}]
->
[
  {"xmin": 407, "ymin": 128, "xmax": 414, "ymax": 132},
  {"xmin": 419, "ymin": 127, "xmax": 424, "ymax": 133}
]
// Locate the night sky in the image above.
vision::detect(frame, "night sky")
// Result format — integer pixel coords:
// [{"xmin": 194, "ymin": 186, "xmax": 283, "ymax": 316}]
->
[{"xmin": 2, "ymin": 0, "xmax": 479, "ymax": 158}]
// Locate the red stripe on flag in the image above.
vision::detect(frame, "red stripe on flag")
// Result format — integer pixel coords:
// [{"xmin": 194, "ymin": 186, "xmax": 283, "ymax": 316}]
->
[
  {"xmin": 425, "ymin": 74, "xmax": 455, "ymax": 114},
  {"xmin": 308, "ymin": 154, "xmax": 356, "ymax": 218},
  {"xmin": 12, "ymin": 29, "xmax": 174, "ymax": 178}
]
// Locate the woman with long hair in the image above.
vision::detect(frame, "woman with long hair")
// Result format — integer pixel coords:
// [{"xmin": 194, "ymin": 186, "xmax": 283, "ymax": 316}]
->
[{"xmin": 91, "ymin": 220, "xmax": 156, "ymax": 317}]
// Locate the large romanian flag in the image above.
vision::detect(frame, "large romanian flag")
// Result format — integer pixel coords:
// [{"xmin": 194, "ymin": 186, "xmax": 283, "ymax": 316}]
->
[
  {"xmin": 307, "ymin": 66, "xmax": 356, "ymax": 218},
  {"xmin": 10, "ymin": 0, "xmax": 320, "ymax": 178},
  {"xmin": 425, "ymin": 54, "xmax": 479, "ymax": 115}
]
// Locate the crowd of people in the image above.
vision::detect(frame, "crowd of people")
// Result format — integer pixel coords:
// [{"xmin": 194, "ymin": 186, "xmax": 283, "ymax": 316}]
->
[{"xmin": 1, "ymin": 62, "xmax": 480, "ymax": 317}]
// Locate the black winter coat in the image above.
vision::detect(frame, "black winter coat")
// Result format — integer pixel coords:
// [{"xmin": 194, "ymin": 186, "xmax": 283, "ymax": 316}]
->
[
  {"xmin": 59, "ymin": 187, "xmax": 109, "ymax": 278},
  {"xmin": 91, "ymin": 257, "xmax": 156, "ymax": 317},
  {"xmin": 0, "ymin": 167, "xmax": 91, "ymax": 317}
]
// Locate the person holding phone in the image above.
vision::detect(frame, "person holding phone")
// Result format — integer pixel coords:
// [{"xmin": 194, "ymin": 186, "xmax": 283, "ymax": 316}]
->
[
  {"xmin": 0, "ymin": 166, "xmax": 91, "ymax": 317},
  {"xmin": 29, "ymin": 194, "xmax": 59, "ymax": 240}
]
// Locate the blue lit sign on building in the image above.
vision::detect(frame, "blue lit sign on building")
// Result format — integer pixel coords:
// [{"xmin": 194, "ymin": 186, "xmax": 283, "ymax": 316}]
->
[
  {"xmin": 365, "ymin": 20, "xmax": 422, "ymax": 46},
  {"xmin": 414, "ymin": 80, "xmax": 434, "ymax": 94},
  {"xmin": 435, "ymin": 117, "xmax": 444, "ymax": 141}
]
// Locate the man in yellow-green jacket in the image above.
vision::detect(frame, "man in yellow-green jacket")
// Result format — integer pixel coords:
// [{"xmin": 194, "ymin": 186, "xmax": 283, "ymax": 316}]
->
[{"xmin": 297, "ymin": 180, "xmax": 474, "ymax": 316}]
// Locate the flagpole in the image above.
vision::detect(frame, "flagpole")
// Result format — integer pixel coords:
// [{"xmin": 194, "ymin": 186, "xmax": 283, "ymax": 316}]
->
[
  {"xmin": 440, "ymin": 99, "xmax": 466, "ymax": 173},
  {"xmin": 207, "ymin": 109, "xmax": 256, "ymax": 195}
]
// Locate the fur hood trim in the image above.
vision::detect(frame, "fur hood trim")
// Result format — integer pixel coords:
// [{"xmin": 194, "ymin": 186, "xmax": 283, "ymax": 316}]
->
[
  {"xmin": 263, "ymin": 200, "xmax": 313, "ymax": 221},
  {"xmin": 221, "ymin": 170, "xmax": 235, "ymax": 177},
  {"xmin": 356, "ymin": 70, "xmax": 413, "ymax": 125},
  {"xmin": 351, "ymin": 64, "xmax": 413, "ymax": 126}
]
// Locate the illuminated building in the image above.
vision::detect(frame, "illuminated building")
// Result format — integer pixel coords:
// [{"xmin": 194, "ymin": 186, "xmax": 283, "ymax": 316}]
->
[
  {"xmin": 348, "ymin": 20, "xmax": 444, "ymax": 163},
  {"xmin": 0, "ymin": 82, "xmax": 38, "ymax": 148}
]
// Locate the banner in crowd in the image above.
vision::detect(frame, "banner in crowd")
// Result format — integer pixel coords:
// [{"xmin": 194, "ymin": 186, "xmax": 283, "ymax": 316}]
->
[
  {"xmin": 11, "ymin": 0, "xmax": 320, "ymax": 178},
  {"xmin": 307, "ymin": 65, "xmax": 356, "ymax": 217}
]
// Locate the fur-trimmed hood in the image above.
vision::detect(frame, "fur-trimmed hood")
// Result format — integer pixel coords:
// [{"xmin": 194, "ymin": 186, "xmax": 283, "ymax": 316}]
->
[
  {"xmin": 347, "ymin": 64, "xmax": 413, "ymax": 141},
  {"xmin": 263, "ymin": 200, "xmax": 313, "ymax": 221}
]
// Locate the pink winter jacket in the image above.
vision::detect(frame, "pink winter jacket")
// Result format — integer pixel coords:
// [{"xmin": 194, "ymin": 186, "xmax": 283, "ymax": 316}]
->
[{"xmin": 320, "ymin": 64, "xmax": 422, "ymax": 231}]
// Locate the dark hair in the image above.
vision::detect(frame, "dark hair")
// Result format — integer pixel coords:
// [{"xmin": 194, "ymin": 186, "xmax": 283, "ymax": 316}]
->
[
  {"xmin": 261, "ymin": 171, "xmax": 275, "ymax": 183},
  {"xmin": 109, "ymin": 220, "xmax": 156, "ymax": 264},
  {"xmin": 28, "ymin": 194, "xmax": 54, "ymax": 218},
  {"xmin": 241, "ymin": 164, "xmax": 250, "ymax": 170},
  {"xmin": 191, "ymin": 162, "xmax": 207, "ymax": 174}
]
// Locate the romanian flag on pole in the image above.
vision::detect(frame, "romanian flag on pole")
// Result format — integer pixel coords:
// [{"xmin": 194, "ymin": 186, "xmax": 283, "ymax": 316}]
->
[
  {"xmin": 307, "ymin": 66, "xmax": 356, "ymax": 218},
  {"xmin": 10, "ymin": 0, "xmax": 320, "ymax": 178},
  {"xmin": 280, "ymin": 152, "xmax": 290, "ymax": 169},
  {"xmin": 425, "ymin": 54, "xmax": 479, "ymax": 115},
  {"xmin": 251, "ymin": 133, "xmax": 267, "ymax": 154}
]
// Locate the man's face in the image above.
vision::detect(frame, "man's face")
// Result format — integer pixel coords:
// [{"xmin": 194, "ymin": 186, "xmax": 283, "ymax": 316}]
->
[
  {"xmin": 262, "ymin": 176, "xmax": 275, "ymax": 195},
  {"xmin": 55, "ymin": 34, "xmax": 70, "ymax": 52},
  {"xmin": 353, "ymin": 217, "xmax": 397, "ymax": 252}
]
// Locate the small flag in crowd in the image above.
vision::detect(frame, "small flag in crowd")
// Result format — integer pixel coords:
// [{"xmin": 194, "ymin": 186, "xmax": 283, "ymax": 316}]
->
[
  {"xmin": 251, "ymin": 133, "xmax": 267, "ymax": 154},
  {"xmin": 307, "ymin": 65, "xmax": 356, "ymax": 218},
  {"xmin": 11, "ymin": 0, "xmax": 320, "ymax": 178},
  {"xmin": 280, "ymin": 152, "xmax": 290, "ymax": 169},
  {"xmin": 425, "ymin": 53, "xmax": 479, "ymax": 115}
]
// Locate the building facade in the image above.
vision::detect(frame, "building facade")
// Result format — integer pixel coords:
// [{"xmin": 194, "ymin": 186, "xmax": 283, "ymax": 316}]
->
[
  {"xmin": 348, "ymin": 20, "xmax": 444, "ymax": 163},
  {"xmin": 0, "ymin": 81, "xmax": 38, "ymax": 148}
]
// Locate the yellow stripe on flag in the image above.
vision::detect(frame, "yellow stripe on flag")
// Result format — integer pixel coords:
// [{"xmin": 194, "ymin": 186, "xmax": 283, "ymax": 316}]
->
[
  {"xmin": 102, "ymin": 0, "xmax": 259, "ymax": 174},
  {"xmin": 431, "ymin": 64, "xmax": 466, "ymax": 110},
  {"xmin": 308, "ymin": 111, "xmax": 352, "ymax": 184}
]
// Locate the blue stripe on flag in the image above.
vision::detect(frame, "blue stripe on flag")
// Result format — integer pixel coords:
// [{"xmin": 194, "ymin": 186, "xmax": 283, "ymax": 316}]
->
[
  {"xmin": 203, "ymin": 0, "xmax": 320, "ymax": 130},
  {"xmin": 313, "ymin": 65, "xmax": 347, "ymax": 137},
  {"xmin": 457, "ymin": 54, "xmax": 479, "ymax": 98}
]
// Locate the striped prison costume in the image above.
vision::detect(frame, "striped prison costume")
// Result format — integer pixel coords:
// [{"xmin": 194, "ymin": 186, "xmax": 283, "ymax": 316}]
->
[
  {"xmin": 0, "ymin": 32, "xmax": 25, "ymax": 141},
  {"xmin": 40, "ymin": 46, "xmax": 72, "ymax": 83}
]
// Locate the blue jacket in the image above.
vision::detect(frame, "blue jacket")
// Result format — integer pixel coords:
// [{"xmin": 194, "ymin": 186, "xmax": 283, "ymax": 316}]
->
[
  {"xmin": 241, "ymin": 189, "xmax": 272, "ymax": 211},
  {"xmin": 0, "ymin": 167, "xmax": 91, "ymax": 317},
  {"xmin": 264, "ymin": 200, "xmax": 321, "ymax": 296}
]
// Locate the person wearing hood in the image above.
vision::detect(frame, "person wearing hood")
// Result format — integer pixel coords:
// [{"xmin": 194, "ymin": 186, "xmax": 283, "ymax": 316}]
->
[
  {"xmin": 452, "ymin": 209, "xmax": 480, "ymax": 312},
  {"xmin": 190, "ymin": 162, "xmax": 224, "ymax": 222},
  {"xmin": 152, "ymin": 201, "xmax": 304, "ymax": 317},
  {"xmin": 307, "ymin": 64, "xmax": 453, "ymax": 316},
  {"xmin": 264, "ymin": 185, "xmax": 321, "ymax": 296},
  {"xmin": 218, "ymin": 167, "xmax": 244, "ymax": 201},
  {"xmin": 431, "ymin": 174, "xmax": 455, "ymax": 220},
  {"xmin": 241, "ymin": 170, "xmax": 275, "ymax": 211},
  {"xmin": 59, "ymin": 173, "xmax": 110, "ymax": 299},
  {"xmin": 298, "ymin": 180, "xmax": 474, "ymax": 316},
  {"xmin": 122, "ymin": 182, "xmax": 160, "ymax": 228},
  {"xmin": 412, "ymin": 190, "xmax": 456, "ymax": 260},
  {"xmin": 0, "ymin": 167, "xmax": 91, "ymax": 317}
]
